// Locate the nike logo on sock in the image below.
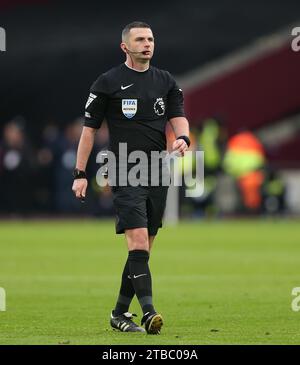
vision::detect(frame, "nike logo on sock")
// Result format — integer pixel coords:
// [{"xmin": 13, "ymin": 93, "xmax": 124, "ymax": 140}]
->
[
  {"xmin": 121, "ymin": 84, "xmax": 134, "ymax": 90},
  {"xmin": 133, "ymin": 274, "xmax": 147, "ymax": 279}
]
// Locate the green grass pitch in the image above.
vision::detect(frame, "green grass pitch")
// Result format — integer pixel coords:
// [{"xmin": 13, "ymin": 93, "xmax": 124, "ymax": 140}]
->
[{"xmin": 0, "ymin": 219, "xmax": 300, "ymax": 345}]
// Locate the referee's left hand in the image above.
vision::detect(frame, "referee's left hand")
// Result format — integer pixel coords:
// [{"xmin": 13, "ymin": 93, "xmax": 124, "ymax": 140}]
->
[{"xmin": 172, "ymin": 138, "xmax": 188, "ymax": 156}]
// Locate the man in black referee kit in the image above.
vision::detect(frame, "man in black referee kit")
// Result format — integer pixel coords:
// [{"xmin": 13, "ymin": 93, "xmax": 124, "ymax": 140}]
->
[{"xmin": 72, "ymin": 21, "xmax": 190, "ymax": 334}]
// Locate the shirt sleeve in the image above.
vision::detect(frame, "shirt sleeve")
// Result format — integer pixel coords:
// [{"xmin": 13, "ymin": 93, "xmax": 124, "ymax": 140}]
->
[
  {"xmin": 166, "ymin": 72, "xmax": 185, "ymax": 120},
  {"xmin": 84, "ymin": 74, "xmax": 109, "ymax": 129}
]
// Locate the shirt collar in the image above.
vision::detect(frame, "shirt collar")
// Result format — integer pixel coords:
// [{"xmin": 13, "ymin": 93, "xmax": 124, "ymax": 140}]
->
[{"xmin": 124, "ymin": 62, "xmax": 149, "ymax": 73}]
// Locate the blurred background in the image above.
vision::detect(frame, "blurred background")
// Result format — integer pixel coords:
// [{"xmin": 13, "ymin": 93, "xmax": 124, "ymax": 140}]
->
[{"xmin": 1, "ymin": 0, "xmax": 300, "ymax": 219}]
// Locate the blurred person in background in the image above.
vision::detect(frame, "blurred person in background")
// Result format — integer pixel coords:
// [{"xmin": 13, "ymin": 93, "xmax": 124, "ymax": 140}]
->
[
  {"xmin": 55, "ymin": 118, "xmax": 86, "ymax": 214},
  {"xmin": 194, "ymin": 118, "xmax": 227, "ymax": 217},
  {"xmin": 166, "ymin": 123, "xmax": 200, "ymax": 217},
  {"xmin": 262, "ymin": 168, "xmax": 286, "ymax": 216},
  {"xmin": 35, "ymin": 121, "xmax": 61, "ymax": 213},
  {"xmin": 0, "ymin": 118, "xmax": 35, "ymax": 215},
  {"xmin": 223, "ymin": 129, "xmax": 266, "ymax": 214}
]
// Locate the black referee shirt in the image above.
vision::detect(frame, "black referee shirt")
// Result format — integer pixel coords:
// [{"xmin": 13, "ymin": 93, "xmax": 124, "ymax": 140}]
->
[{"xmin": 84, "ymin": 63, "xmax": 185, "ymax": 157}]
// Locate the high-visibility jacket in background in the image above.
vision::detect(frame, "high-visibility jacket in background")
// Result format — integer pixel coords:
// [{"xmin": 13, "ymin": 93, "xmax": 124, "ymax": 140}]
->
[{"xmin": 223, "ymin": 131, "xmax": 266, "ymax": 210}]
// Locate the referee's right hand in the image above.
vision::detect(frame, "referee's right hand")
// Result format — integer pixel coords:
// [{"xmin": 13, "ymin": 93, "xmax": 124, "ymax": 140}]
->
[{"xmin": 72, "ymin": 179, "xmax": 88, "ymax": 201}]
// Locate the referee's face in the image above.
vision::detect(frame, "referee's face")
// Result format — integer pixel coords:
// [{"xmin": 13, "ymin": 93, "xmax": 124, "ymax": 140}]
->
[{"xmin": 125, "ymin": 27, "xmax": 154, "ymax": 61}]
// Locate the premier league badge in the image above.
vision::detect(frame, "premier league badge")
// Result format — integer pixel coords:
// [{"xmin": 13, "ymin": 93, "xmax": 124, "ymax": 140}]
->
[
  {"xmin": 122, "ymin": 99, "xmax": 137, "ymax": 119},
  {"xmin": 154, "ymin": 98, "xmax": 165, "ymax": 116}
]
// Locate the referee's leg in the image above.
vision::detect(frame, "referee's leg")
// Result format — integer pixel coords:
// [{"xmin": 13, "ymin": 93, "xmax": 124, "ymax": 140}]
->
[
  {"xmin": 125, "ymin": 228, "xmax": 163, "ymax": 334},
  {"xmin": 125, "ymin": 228, "xmax": 154, "ymax": 316}
]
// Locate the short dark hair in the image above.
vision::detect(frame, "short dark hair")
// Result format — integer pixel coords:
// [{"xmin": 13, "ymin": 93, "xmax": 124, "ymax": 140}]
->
[{"xmin": 122, "ymin": 21, "xmax": 151, "ymax": 41}]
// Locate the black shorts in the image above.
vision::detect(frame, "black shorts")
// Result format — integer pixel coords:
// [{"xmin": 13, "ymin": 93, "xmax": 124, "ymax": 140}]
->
[{"xmin": 112, "ymin": 185, "xmax": 169, "ymax": 236}]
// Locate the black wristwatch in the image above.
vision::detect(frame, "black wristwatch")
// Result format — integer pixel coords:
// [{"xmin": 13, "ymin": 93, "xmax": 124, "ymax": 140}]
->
[
  {"xmin": 73, "ymin": 168, "xmax": 87, "ymax": 179},
  {"xmin": 176, "ymin": 135, "xmax": 191, "ymax": 147}
]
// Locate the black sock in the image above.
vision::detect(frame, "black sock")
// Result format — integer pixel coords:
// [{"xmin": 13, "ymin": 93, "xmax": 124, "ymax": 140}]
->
[
  {"xmin": 128, "ymin": 250, "xmax": 155, "ymax": 315},
  {"xmin": 114, "ymin": 258, "xmax": 135, "ymax": 316}
]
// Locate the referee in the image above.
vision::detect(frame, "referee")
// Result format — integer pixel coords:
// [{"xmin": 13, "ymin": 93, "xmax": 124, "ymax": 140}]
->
[{"xmin": 72, "ymin": 21, "xmax": 190, "ymax": 334}]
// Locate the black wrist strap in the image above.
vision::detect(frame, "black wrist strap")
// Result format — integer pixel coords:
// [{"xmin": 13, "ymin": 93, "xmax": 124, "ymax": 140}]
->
[
  {"xmin": 176, "ymin": 135, "xmax": 191, "ymax": 147},
  {"xmin": 73, "ymin": 168, "xmax": 87, "ymax": 179}
]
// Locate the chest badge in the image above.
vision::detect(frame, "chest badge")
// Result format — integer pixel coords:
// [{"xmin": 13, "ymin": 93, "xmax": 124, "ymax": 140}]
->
[
  {"xmin": 154, "ymin": 98, "xmax": 165, "ymax": 116},
  {"xmin": 122, "ymin": 99, "xmax": 137, "ymax": 119}
]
